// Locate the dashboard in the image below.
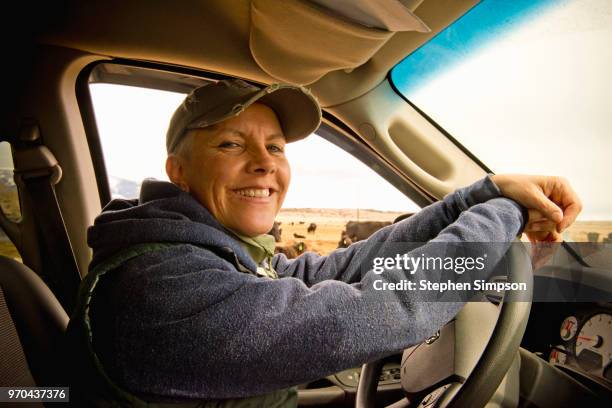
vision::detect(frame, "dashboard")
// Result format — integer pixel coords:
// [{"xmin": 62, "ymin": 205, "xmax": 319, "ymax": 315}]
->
[
  {"xmin": 524, "ymin": 302, "xmax": 612, "ymax": 392},
  {"xmin": 299, "ymin": 302, "xmax": 612, "ymax": 407}
]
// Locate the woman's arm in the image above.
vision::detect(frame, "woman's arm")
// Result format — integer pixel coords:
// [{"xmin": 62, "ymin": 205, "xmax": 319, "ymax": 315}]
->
[
  {"xmin": 116, "ymin": 196, "xmax": 525, "ymax": 399},
  {"xmin": 274, "ymin": 175, "xmax": 520, "ymax": 285}
]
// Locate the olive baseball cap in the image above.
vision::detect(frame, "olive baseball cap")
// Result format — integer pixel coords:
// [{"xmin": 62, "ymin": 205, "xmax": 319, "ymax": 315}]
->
[{"xmin": 166, "ymin": 79, "xmax": 322, "ymax": 153}]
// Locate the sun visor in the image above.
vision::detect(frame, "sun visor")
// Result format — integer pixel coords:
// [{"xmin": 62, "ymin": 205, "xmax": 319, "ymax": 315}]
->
[{"xmin": 250, "ymin": 0, "xmax": 430, "ymax": 85}]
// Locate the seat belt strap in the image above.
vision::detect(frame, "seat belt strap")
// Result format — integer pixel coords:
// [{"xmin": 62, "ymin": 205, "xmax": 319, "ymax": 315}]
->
[{"xmin": 14, "ymin": 143, "xmax": 81, "ymax": 313}]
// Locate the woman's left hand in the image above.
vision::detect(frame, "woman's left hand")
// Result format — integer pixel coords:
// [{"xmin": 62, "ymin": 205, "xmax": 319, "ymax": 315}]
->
[{"xmin": 490, "ymin": 174, "xmax": 582, "ymax": 242}]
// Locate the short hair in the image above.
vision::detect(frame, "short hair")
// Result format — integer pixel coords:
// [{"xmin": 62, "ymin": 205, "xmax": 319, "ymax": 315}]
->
[
  {"xmin": 170, "ymin": 124, "xmax": 224, "ymax": 160},
  {"xmin": 169, "ymin": 130, "xmax": 194, "ymax": 160}
]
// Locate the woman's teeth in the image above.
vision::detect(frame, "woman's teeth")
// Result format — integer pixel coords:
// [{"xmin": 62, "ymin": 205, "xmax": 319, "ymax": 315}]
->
[{"xmin": 236, "ymin": 188, "xmax": 270, "ymax": 197}]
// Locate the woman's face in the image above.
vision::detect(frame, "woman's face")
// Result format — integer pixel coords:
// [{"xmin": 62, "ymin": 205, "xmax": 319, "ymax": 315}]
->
[{"xmin": 167, "ymin": 103, "xmax": 291, "ymax": 237}]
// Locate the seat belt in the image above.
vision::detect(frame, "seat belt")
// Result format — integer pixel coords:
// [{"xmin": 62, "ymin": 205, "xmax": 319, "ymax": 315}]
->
[{"xmin": 13, "ymin": 123, "xmax": 81, "ymax": 314}]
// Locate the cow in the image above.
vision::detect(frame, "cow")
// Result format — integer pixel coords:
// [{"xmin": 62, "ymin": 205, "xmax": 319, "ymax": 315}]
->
[
  {"xmin": 268, "ymin": 221, "xmax": 282, "ymax": 242},
  {"xmin": 275, "ymin": 242, "xmax": 307, "ymax": 259},
  {"xmin": 337, "ymin": 230, "xmax": 353, "ymax": 248},
  {"xmin": 344, "ymin": 220, "xmax": 392, "ymax": 243},
  {"xmin": 587, "ymin": 232, "xmax": 599, "ymax": 242},
  {"xmin": 307, "ymin": 222, "xmax": 317, "ymax": 234},
  {"xmin": 293, "ymin": 233, "xmax": 306, "ymax": 239}
]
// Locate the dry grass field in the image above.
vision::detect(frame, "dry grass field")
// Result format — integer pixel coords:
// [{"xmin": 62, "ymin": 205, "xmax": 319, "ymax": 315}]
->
[
  {"xmin": 0, "ymin": 180, "xmax": 22, "ymax": 261},
  {"xmin": 563, "ymin": 221, "xmax": 612, "ymax": 243},
  {"xmin": 275, "ymin": 208, "xmax": 404, "ymax": 255},
  {"xmin": 0, "ymin": 182, "xmax": 21, "ymax": 223},
  {"xmin": 275, "ymin": 208, "xmax": 612, "ymax": 256}
]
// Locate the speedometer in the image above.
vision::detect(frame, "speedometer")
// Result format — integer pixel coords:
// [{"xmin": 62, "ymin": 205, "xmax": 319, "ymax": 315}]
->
[{"xmin": 575, "ymin": 313, "xmax": 612, "ymax": 374}]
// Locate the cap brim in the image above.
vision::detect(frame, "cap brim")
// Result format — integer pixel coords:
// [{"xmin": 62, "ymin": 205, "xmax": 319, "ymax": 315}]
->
[
  {"xmin": 256, "ymin": 85, "xmax": 322, "ymax": 142},
  {"xmin": 187, "ymin": 84, "xmax": 322, "ymax": 142}
]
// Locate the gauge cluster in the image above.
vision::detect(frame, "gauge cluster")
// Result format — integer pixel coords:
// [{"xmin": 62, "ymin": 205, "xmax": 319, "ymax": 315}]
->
[{"xmin": 547, "ymin": 307, "xmax": 612, "ymax": 387}]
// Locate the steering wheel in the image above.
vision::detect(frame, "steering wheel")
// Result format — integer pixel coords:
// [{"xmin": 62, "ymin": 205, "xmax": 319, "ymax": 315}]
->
[{"xmin": 356, "ymin": 243, "xmax": 533, "ymax": 408}]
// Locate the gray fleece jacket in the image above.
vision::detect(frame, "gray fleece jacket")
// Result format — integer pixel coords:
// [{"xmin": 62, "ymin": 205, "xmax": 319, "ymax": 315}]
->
[{"xmin": 87, "ymin": 176, "xmax": 526, "ymax": 401}]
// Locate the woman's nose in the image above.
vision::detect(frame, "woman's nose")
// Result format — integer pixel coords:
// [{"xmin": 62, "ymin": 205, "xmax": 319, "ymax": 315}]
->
[{"xmin": 246, "ymin": 146, "xmax": 276, "ymax": 174}]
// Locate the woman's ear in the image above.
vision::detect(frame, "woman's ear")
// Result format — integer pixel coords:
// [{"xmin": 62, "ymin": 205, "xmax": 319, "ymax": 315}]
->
[{"xmin": 165, "ymin": 154, "xmax": 190, "ymax": 192}]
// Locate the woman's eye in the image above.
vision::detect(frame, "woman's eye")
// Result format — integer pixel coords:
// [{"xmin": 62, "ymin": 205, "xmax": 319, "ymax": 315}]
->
[
  {"xmin": 268, "ymin": 144, "xmax": 285, "ymax": 153},
  {"xmin": 218, "ymin": 141, "xmax": 241, "ymax": 149}
]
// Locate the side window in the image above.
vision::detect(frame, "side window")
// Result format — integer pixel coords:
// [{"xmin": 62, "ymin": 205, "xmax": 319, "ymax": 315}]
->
[
  {"xmin": 0, "ymin": 141, "xmax": 22, "ymax": 261},
  {"xmin": 89, "ymin": 83, "xmax": 184, "ymax": 195},
  {"xmin": 279, "ymin": 136, "xmax": 419, "ymax": 256},
  {"xmin": 89, "ymin": 81, "xmax": 420, "ymax": 257}
]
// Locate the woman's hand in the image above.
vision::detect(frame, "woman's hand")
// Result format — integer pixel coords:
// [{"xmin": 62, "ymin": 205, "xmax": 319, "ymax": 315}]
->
[
  {"xmin": 490, "ymin": 174, "xmax": 582, "ymax": 242},
  {"xmin": 524, "ymin": 209, "xmax": 563, "ymax": 242}
]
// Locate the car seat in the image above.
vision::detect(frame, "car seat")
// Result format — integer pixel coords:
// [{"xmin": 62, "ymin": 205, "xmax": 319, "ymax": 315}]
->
[{"xmin": 0, "ymin": 255, "xmax": 68, "ymax": 406}]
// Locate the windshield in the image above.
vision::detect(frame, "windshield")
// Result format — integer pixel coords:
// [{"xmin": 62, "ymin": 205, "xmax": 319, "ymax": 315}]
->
[{"xmin": 391, "ymin": 0, "xmax": 611, "ymax": 243}]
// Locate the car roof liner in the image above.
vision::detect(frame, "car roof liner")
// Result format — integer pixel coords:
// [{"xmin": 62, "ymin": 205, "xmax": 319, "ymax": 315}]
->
[{"xmin": 249, "ymin": 0, "xmax": 430, "ymax": 85}]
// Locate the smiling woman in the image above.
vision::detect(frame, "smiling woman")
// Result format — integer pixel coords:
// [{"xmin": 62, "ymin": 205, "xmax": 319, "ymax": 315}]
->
[
  {"xmin": 66, "ymin": 74, "xmax": 531, "ymax": 406},
  {"xmin": 88, "ymin": 80, "xmax": 422, "ymax": 255}
]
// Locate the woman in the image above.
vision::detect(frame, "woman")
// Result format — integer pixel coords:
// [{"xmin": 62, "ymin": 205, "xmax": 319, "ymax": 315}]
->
[{"xmin": 68, "ymin": 79, "xmax": 580, "ymax": 407}]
